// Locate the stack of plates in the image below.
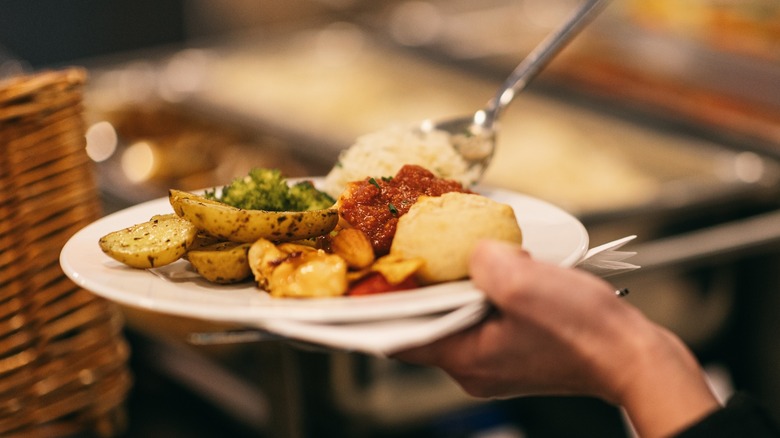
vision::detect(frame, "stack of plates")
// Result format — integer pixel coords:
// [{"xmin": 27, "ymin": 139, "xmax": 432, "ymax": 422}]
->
[{"xmin": 0, "ymin": 69, "xmax": 131, "ymax": 437}]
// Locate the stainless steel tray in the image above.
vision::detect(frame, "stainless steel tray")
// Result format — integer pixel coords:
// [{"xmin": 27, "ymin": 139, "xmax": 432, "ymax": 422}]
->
[{"xmin": 84, "ymin": 27, "xmax": 780, "ymax": 232}]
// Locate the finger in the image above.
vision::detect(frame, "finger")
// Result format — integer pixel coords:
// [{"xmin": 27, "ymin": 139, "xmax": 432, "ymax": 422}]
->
[
  {"xmin": 469, "ymin": 239, "xmax": 532, "ymax": 305},
  {"xmin": 471, "ymin": 239, "xmax": 528, "ymax": 263}
]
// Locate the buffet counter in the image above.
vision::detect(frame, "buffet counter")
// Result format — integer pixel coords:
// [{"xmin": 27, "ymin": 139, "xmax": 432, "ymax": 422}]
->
[
  {"xmin": 80, "ymin": 14, "xmax": 780, "ymax": 437},
  {"xmin": 86, "ymin": 25, "xmax": 780, "ymax": 223}
]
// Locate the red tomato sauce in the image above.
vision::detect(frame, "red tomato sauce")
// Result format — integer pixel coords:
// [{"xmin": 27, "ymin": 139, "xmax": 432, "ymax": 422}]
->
[{"xmin": 338, "ymin": 165, "xmax": 472, "ymax": 255}]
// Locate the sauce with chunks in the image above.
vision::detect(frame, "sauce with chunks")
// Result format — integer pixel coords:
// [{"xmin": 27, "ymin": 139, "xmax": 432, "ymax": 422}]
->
[{"xmin": 338, "ymin": 165, "xmax": 472, "ymax": 255}]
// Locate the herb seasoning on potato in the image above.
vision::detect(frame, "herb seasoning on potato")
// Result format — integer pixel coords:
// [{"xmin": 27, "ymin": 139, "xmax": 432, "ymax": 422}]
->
[
  {"xmin": 96, "ymin": 166, "xmax": 522, "ymax": 298},
  {"xmin": 98, "ymin": 215, "xmax": 197, "ymax": 269}
]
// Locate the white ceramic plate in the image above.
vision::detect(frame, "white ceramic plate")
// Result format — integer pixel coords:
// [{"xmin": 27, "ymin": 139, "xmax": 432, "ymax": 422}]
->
[{"xmin": 61, "ymin": 185, "xmax": 588, "ymax": 324}]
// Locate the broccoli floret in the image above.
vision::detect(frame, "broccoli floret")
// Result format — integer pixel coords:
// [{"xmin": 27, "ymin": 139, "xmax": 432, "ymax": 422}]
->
[
  {"xmin": 289, "ymin": 181, "xmax": 335, "ymax": 210},
  {"xmin": 205, "ymin": 168, "xmax": 334, "ymax": 211},
  {"xmin": 212, "ymin": 168, "xmax": 290, "ymax": 210}
]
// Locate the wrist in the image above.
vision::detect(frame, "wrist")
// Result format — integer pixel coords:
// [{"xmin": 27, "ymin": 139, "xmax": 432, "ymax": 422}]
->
[{"xmin": 613, "ymin": 322, "xmax": 721, "ymax": 437}]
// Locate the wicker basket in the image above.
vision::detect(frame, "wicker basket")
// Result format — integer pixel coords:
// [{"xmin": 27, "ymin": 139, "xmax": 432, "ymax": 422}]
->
[{"xmin": 0, "ymin": 68, "xmax": 132, "ymax": 437}]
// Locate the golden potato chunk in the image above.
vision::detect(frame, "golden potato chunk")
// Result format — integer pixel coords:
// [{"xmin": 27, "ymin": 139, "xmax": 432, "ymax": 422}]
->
[
  {"xmin": 370, "ymin": 253, "xmax": 425, "ymax": 285},
  {"xmin": 99, "ymin": 215, "xmax": 197, "ymax": 269},
  {"xmin": 187, "ymin": 241, "xmax": 252, "ymax": 284},
  {"xmin": 169, "ymin": 189, "xmax": 339, "ymax": 243},
  {"xmin": 248, "ymin": 239, "xmax": 347, "ymax": 298}
]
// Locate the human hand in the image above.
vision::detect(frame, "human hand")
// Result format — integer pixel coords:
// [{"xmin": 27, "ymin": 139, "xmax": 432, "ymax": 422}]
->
[{"xmin": 394, "ymin": 239, "xmax": 720, "ymax": 437}]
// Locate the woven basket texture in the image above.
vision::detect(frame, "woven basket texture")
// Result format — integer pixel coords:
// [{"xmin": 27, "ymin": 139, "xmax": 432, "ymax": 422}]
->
[{"xmin": 0, "ymin": 68, "xmax": 132, "ymax": 438}]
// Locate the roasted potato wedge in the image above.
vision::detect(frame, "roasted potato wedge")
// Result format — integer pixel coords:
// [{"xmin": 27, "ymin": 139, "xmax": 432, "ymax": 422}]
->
[
  {"xmin": 188, "ymin": 241, "xmax": 252, "ymax": 284},
  {"xmin": 149, "ymin": 213, "xmax": 178, "ymax": 222},
  {"xmin": 330, "ymin": 227, "xmax": 374, "ymax": 269},
  {"xmin": 187, "ymin": 233, "xmax": 224, "ymax": 253},
  {"xmin": 99, "ymin": 215, "xmax": 197, "ymax": 268},
  {"xmin": 169, "ymin": 189, "xmax": 339, "ymax": 243}
]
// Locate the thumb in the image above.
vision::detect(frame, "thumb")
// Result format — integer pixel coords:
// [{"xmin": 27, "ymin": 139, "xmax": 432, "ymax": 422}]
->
[{"xmin": 469, "ymin": 239, "xmax": 529, "ymax": 304}]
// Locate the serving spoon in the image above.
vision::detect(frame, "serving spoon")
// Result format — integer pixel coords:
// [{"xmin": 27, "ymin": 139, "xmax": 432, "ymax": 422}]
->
[
  {"xmin": 419, "ymin": 0, "xmax": 610, "ymax": 183},
  {"xmin": 184, "ymin": 0, "xmax": 615, "ymax": 347}
]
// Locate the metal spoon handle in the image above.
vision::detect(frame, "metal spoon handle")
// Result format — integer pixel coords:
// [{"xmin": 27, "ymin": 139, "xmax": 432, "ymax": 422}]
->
[{"xmin": 482, "ymin": 0, "xmax": 609, "ymax": 127}]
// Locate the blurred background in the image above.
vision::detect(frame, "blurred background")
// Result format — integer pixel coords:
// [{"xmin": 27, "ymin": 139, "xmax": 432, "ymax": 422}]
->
[{"xmin": 2, "ymin": 1, "xmax": 780, "ymax": 437}]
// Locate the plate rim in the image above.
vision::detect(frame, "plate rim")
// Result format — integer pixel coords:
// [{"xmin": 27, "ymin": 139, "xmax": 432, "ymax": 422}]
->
[{"xmin": 60, "ymin": 184, "xmax": 588, "ymax": 323}]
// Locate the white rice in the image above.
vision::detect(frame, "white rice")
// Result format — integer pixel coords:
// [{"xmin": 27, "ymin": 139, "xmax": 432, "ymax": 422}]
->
[{"xmin": 322, "ymin": 125, "xmax": 477, "ymax": 198}]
